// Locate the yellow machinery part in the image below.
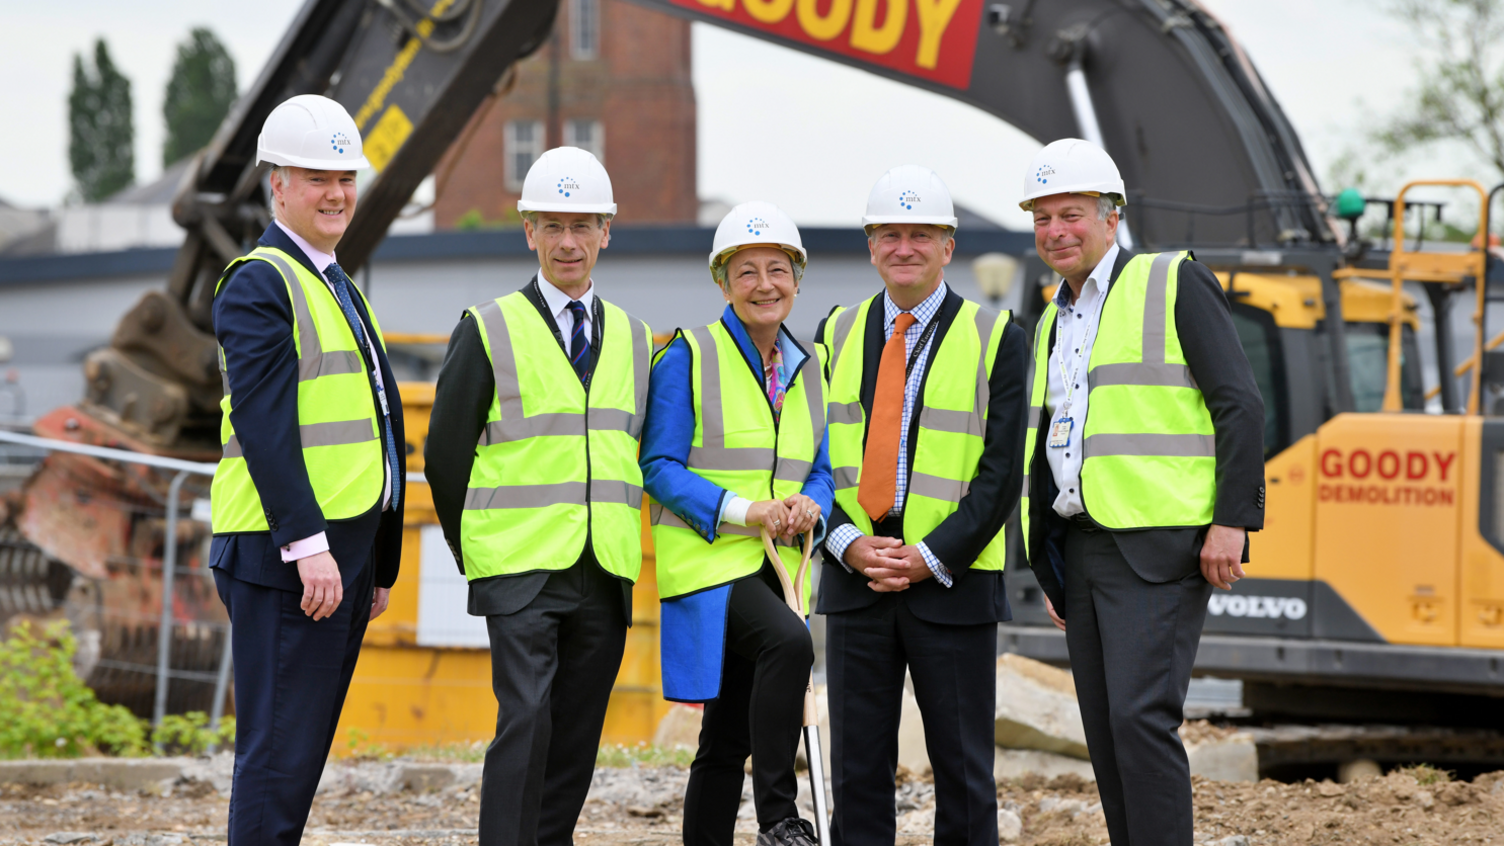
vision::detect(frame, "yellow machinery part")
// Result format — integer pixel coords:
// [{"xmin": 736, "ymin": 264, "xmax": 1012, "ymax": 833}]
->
[
  {"xmin": 1458, "ymin": 417, "xmax": 1504, "ymax": 648},
  {"xmin": 333, "ymin": 382, "xmax": 673, "ymax": 753},
  {"xmin": 1246, "ymin": 434, "xmax": 1316, "ymax": 581}
]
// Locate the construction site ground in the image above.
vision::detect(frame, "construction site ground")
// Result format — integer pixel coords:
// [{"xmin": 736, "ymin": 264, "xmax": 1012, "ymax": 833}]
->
[{"xmin": 2, "ymin": 756, "xmax": 1503, "ymax": 846}]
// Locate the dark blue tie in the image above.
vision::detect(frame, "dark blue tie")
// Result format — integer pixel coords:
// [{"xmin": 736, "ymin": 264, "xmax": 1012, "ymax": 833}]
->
[
  {"xmin": 567, "ymin": 300, "xmax": 590, "ymax": 382},
  {"xmin": 325, "ymin": 262, "xmax": 401, "ymax": 511}
]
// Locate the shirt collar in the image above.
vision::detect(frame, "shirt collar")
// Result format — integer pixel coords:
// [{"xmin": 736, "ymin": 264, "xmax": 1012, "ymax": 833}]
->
[
  {"xmin": 274, "ymin": 220, "xmax": 336, "ymax": 274},
  {"xmin": 537, "ymin": 268, "xmax": 596, "ymax": 321},
  {"xmin": 883, "ymin": 280, "xmax": 948, "ymax": 330},
  {"xmin": 1052, "ymin": 244, "xmax": 1120, "ymax": 309}
]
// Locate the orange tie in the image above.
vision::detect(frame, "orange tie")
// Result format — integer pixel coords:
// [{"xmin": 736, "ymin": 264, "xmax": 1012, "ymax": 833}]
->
[{"xmin": 858, "ymin": 312, "xmax": 917, "ymax": 521}]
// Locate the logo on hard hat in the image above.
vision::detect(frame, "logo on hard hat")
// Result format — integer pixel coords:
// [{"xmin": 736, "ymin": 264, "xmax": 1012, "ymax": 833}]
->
[
  {"xmin": 331, "ymin": 133, "xmax": 351, "ymax": 154},
  {"xmin": 898, "ymin": 190, "xmax": 920, "ymax": 210},
  {"xmin": 1035, "ymin": 165, "xmax": 1055, "ymax": 185},
  {"xmin": 746, "ymin": 217, "xmax": 769, "ymax": 237},
  {"xmin": 557, "ymin": 177, "xmax": 581, "ymax": 198}
]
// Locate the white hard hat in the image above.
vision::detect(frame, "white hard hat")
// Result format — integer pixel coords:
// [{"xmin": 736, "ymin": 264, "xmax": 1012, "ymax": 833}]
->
[
  {"xmin": 1019, "ymin": 138, "xmax": 1126, "ymax": 211},
  {"xmin": 257, "ymin": 94, "xmax": 370, "ymax": 170},
  {"xmin": 862, "ymin": 165, "xmax": 958, "ymax": 232},
  {"xmin": 517, "ymin": 146, "xmax": 617, "ymax": 216},
  {"xmin": 710, "ymin": 201, "xmax": 806, "ymax": 276}
]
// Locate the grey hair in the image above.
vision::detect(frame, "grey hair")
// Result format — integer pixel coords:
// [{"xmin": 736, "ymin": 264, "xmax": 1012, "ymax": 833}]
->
[
  {"xmin": 712, "ymin": 249, "xmax": 805, "ymax": 291},
  {"xmin": 268, "ymin": 166, "xmax": 290, "ymax": 220},
  {"xmin": 1097, "ymin": 195, "xmax": 1121, "ymax": 220},
  {"xmin": 520, "ymin": 210, "xmax": 613, "ymax": 228}
]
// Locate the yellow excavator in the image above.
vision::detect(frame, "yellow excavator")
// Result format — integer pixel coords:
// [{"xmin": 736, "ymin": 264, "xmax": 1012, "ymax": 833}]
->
[{"xmin": 2, "ymin": 0, "xmax": 1502, "ymax": 772}]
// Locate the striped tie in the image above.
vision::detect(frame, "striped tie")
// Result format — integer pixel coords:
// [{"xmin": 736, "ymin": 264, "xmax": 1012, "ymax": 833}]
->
[
  {"xmin": 324, "ymin": 262, "xmax": 401, "ymax": 511},
  {"xmin": 567, "ymin": 300, "xmax": 590, "ymax": 382}
]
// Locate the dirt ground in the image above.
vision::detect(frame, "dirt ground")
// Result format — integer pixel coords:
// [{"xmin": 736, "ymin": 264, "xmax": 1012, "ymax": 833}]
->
[{"xmin": 2, "ymin": 764, "xmax": 1502, "ymax": 846}]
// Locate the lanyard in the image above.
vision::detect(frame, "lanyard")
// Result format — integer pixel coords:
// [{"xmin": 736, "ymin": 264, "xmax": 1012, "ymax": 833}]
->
[
  {"xmin": 901, "ymin": 314, "xmax": 940, "ymax": 378},
  {"xmin": 320, "ymin": 276, "xmax": 390, "ymax": 421},
  {"xmin": 1054, "ymin": 283, "xmax": 1108, "ymax": 416}
]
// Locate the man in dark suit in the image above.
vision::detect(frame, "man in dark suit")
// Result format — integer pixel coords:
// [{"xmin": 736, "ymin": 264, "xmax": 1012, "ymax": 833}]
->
[
  {"xmin": 814, "ymin": 165, "xmax": 1028, "ymax": 846},
  {"xmin": 210, "ymin": 95, "xmax": 405, "ymax": 846},
  {"xmin": 1020, "ymin": 139, "xmax": 1265, "ymax": 845},
  {"xmin": 424, "ymin": 146, "xmax": 651, "ymax": 846}
]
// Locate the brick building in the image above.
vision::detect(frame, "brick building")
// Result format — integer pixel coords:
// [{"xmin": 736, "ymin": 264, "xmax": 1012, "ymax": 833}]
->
[{"xmin": 433, "ymin": 0, "xmax": 697, "ymax": 228}]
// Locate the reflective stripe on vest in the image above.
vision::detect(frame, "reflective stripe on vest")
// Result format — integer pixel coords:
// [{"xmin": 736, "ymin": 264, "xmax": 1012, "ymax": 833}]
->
[
  {"xmin": 1028, "ymin": 251, "xmax": 1216, "ymax": 531},
  {"xmin": 820, "ymin": 294, "xmax": 1009, "ymax": 571},
  {"xmin": 461, "ymin": 290, "xmax": 651, "ymax": 583},
  {"xmin": 650, "ymin": 322, "xmax": 826, "ymax": 602},
  {"xmin": 210, "ymin": 247, "xmax": 385, "ymax": 534}
]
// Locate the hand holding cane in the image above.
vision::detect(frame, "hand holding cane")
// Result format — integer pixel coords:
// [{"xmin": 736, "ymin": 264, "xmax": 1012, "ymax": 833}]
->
[{"xmin": 761, "ymin": 526, "xmax": 832, "ymax": 845}]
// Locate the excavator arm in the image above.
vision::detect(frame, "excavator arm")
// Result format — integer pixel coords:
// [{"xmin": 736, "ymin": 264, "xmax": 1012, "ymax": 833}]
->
[{"xmin": 82, "ymin": 0, "xmax": 560, "ymax": 453}]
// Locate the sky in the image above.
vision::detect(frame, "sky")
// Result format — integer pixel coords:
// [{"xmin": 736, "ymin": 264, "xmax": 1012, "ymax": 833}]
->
[{"xmin": 0, "ymin": 0, "xmax": 1467, "ymax": 230}]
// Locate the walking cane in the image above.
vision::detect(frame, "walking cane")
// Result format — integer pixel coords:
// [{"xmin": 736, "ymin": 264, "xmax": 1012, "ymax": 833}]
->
[{"xmin": 761, "ymin": 525, "xmax": 832, "ymax": 846}]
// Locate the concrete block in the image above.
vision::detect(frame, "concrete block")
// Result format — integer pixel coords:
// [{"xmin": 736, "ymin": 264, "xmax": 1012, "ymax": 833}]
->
[
  {"xmin": 71, "ymin": 759, "xmax": 183, "ymax": 790},
  {"xmin": 1184, "ymin": 733, "xmax": 1258, "ymax": 783},
  {"xmin": 0, "ymin": 760, "xmax": 74, "ymax": 785},
  {"xmin": 994, "ymin": 654, "xmax": 1089, "ymax": 760},
  {"xmin": 652, "ymin": 704, "xmax": 704, "ymax": 750},
  {"xmin": 0, "ymin": 758, "xmax": 186, "ymax": 790},
  {"xmin": 399, "ymin": 764, "xmax": 456, "ymax": 792},
  {"xmin": 994, "ymin": 747, "xmax": 1096, "ymax": 782}
]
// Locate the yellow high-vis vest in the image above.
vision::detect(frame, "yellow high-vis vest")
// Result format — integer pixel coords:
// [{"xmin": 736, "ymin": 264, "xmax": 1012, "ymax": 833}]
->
[
  {"xmin": 820, "ymin": 294, "xmax": 1009, "ymax": 570},
  {"xmin": 211, "ymin": 246, "xmax": 387, "ymax": 534},
  {"xmin": 1026, "ymin": 251, "xmax": 1216, "ymax": 539},
  {"xmin": 650, "ymin": 323, "xmax": 827, "ymax": 604},
  {"xmin": 461, "ymin": 290, "xmax": 652, "ymax": 583}
]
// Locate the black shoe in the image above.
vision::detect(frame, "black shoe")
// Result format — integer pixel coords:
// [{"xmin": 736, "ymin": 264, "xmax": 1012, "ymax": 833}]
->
[{"xmin": 757, "ymin": 817, "xmax": 818, "ymax": 846}]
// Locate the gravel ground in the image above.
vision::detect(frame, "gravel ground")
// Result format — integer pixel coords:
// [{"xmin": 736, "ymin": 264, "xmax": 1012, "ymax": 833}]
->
[{"xmin": 2, "ymin": 760, "xmax": 1502, "ymax": 845}]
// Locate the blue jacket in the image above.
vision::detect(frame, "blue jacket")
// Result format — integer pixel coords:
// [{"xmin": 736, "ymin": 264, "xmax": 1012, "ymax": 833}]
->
[
  {"xmin": 639, "ymin": 305, "xmax": 832, "ymax": 702},
  {"xmin": 208, "ymin": 224, "xmax": 407, "ymax": 592},
  {"xmin": 640, "ymin": 304, "xmax": 833, "ymax": 544}
]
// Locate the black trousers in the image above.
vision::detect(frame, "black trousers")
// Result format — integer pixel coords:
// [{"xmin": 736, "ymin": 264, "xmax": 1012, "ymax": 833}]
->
[
  {"xmin": 684, "ymin": 564, "xmax": 814, "ymax": 846},
  {"xmin": 479, "ymin": 558, "xmax": 628, "ymax": 846},
  {"xmin": 826, "ymin": 594, "xmax": 998, "ymax": 846},
  {"xmin": 1064, "ymin": 525, "xmax": 1213, "ymax": 846},
  {"xmin": 213, "ymin": 559, "xmax": 374, "ymax": 846}
]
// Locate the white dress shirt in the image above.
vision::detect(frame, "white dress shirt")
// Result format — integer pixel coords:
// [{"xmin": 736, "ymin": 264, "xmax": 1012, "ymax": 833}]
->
[
  {"xmin": 1044, "ymin": 244, "xmax": 1119, "ymax": 518},
  {"xmin": 274, "ymin": 220, "xmax": 391, "ymax": 562},
  {"xmin": 824, "ymin": 282, "xmax": 952, "ymax": 586},
  {"xmin": 536, "ymin": 267, "xmax": 596, "ymax": 344}
]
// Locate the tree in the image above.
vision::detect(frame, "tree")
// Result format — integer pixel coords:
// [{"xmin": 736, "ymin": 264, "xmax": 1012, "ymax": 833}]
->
[
  {"xmin": 162, "ymin": 28, "xmax": 238, "ymax": 167},
  {"xmin": 69, "ymin": 39, "xmax": 134, "ymax": 203},
  {"xmin": 1375, "ymin": 0, "xmax": 1504, "ymax": 180}
]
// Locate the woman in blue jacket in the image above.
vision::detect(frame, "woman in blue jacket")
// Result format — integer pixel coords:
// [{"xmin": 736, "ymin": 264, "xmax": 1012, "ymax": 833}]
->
[{"xmin": 640, "ymin": 202, "xmax": 834, "ymax": 846}]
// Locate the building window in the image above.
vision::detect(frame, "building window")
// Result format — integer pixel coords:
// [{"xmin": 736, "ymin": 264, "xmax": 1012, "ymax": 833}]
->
[
  {"xmin": 504, "ymin": 120, "xmax": 546, "ymax": 192},
  {"xmin": 564, "ymin": 119, "xmax": 605, "ymax": 164},
  {"xmin": 570, "ymin": 0, "xmax": 599, "ymax": 60}
]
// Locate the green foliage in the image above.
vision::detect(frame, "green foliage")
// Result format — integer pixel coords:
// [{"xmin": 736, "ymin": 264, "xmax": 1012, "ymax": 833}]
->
[
  {"xmin": 1374, "ymin": 0, "xmax": 1504, "ymax": 178},
  {"xmin": 1399, "ymin": 763, "xmax": 1454, "ymax": 785},
  {"xmin": 0, "ymin": 621, "xmax": 148, "ymax": 758},
  {"xmin": 595, "ymin": 742, "xmax": 694, "ymax": 769},
  {"xmin": 162, "ymin": 28, "xmax": 238, "ymax": 167},
  {"xmin": 151, "ymin": 711, "xmax": 235, "ymax": 756},
  {"xmin": 346, "ymin": 727, "xmax": 393, "ymax": 761},
  {"xmin": 69, "ymin": 39, "xmax": 134, "ymax": 202}
]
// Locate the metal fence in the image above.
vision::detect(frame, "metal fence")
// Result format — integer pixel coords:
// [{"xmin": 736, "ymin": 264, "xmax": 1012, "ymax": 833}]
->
[{"xmin": 0, "ymin": 429, "xmax": 227, "ymax": 747}]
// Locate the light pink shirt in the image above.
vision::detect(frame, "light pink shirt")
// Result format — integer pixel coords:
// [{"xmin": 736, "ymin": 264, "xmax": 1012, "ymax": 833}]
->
[{"xmin": 274, "ymin": 221, "xmax": 392, "ymax": 562}]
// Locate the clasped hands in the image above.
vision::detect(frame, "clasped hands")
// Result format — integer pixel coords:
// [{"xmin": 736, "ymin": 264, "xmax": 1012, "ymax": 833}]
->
[
  {"xmin": 746, "ymin": 494, "xmax": 821, "ymax": 541},
  {"xmin": 843, "ymin": 535, "xmax": 932, "ymax": 592}
]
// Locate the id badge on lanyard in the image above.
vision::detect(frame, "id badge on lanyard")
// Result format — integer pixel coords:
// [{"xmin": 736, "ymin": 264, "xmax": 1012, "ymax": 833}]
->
[{"xmin": 1048, "ymin": 417, "xmax": 1073, "ymax": 448}]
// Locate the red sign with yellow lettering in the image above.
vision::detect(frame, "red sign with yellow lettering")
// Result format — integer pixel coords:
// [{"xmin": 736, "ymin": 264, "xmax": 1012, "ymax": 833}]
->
[{"xmin": 670, "ymin": 0, "xmax": 983, "ymax": 90}]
